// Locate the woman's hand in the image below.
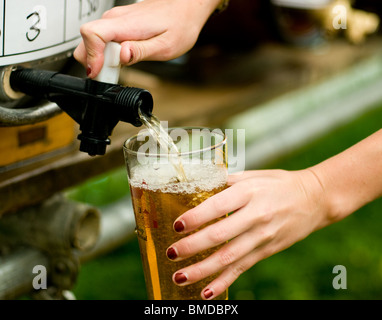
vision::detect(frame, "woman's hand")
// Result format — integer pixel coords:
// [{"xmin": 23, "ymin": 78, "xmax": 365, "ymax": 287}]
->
[
  {"xmin": 166, "ymin": 169, "xmax": 330, "ymax": 300},
  {"xmin": 166, "ymin": 129, "xmax": 382, "ymax": 300},
  {"xmin": 74, "ymin": 0, "xmax": 220, "ymax": 78}
]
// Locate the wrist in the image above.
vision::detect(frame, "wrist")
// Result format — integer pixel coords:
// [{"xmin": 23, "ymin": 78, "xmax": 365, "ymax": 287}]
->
[
  {"xmin": 297, "ymin": 168, "xmax": 333, "ymax": 231},
  {"xmin": 308, "ymin": 131, "xmax": 382, "ymax": 226},
  {"xmin": 307, "ymin": 163, "xmax": 355, "ymax": 227}
]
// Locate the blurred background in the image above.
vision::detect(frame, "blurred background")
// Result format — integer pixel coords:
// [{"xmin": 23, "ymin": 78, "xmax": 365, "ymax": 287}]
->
[{"xmin": 1, "ymin": 0, "xmax": 382, "ymax": 300}]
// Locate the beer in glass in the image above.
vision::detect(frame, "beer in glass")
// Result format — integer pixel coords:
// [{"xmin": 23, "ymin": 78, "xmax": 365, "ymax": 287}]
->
[{"xmin": 123, "ymin": 127, "xmax": 228, "ymax": 300}]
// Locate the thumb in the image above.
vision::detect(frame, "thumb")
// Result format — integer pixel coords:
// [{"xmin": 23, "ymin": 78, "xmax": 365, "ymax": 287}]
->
[
  {"xmin": 83, "ymin": 37, "xmax": 106, "ymax": 78},
  {"xmin": 77, "ymin": 19, "xmax": 114, "ymax": 78},
  {"xmin": 73, "ymin": 40, "xmax": 105, "ymax": 78}
]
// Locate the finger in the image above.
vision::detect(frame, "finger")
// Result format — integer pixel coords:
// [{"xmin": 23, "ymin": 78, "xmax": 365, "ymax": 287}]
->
[
  {"xmin": 200, "ymin": 231, "xmax": 301, "ymax": 299},
  {"xmin": 200, "ymin": 234, "xmax": 295, "ymax": 300},
  {"xmin": 173, "ymin": 182, "xmax": 252, "ymax": 234},
  {"xmin": 79, "ymin": 17, "xmax": 167, "ymax": 77},
  {"xmin": 200, "ymin": 250, "xmax": 262, "ymax": 300},
  {"xmin": 171, "ymin": 228, "xmax": 261, "ymax": 288},
  {"xmin": 167, "ymin": 207, "xmax": 253, "ymax": 261},
  {"xmin": 79, "ymin": 20, "xmax": 110, "ymax": 77}
]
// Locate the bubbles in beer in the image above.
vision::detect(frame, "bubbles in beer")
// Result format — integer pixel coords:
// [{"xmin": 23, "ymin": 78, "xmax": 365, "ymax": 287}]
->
[
  {"xmin": 129, "ymin": 162, "xmax": 227, "ymax": 194},
  {"xmin": 129, "ymin": 163, "xmax": 228, "ymax": 300}
]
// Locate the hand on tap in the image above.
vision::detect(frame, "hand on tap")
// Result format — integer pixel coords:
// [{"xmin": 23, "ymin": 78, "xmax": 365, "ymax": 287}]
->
[{"xmin": 74, "ymin": 0, "xmax": 222, "ymax": 78}]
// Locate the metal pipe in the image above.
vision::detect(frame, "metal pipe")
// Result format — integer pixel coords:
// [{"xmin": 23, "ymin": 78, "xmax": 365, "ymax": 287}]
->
[
  {"xmin": 0, "ymin": 100, "xmax": 62, "ymax": 127},
  {"xmin": 0, "ymin": 195, "xmax": 135, "ymax": 299},
  {"xmin": 79, "ymin": 196, "xmax": 135, "ymax": 262},
  {"xmin": 0, "ymin": 194, "xmax": 101, "ymax": 254}
]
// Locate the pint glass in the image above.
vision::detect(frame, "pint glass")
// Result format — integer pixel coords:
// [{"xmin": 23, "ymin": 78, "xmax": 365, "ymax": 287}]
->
[{"xmin": 123, "ymin": 127, "xmax": 228, "ymax": 300}]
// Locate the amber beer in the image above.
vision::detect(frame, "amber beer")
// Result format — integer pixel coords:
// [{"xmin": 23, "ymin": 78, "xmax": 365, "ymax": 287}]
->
[{"xmin": 124, "ymin": 127, "xmax": 228, "ymax": 300}]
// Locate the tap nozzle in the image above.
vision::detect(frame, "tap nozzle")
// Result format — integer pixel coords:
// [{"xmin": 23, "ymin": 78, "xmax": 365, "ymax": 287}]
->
[{"xmin": 9, "ymin": 67, "xmax": 153, "ymax": 156}]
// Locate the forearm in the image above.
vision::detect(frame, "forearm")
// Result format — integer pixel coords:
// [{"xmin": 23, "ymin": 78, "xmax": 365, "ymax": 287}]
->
[{"xmin": 310, "ymin": 129, "xmax": 382, "ymax": 225}]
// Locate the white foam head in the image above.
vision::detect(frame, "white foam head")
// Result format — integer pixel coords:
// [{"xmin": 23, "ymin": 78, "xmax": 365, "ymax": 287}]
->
[{"xmin": 129, "ymin": 162, "xmax": 227, "ymax": 193}]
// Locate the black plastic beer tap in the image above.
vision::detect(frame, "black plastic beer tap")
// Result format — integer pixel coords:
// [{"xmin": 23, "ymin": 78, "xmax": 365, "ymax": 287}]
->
[
  {"xmin": 9, "ymin": 67, "xmax": 153, "ymax": 156},
  {"xmin": 8, "ymin": 43, "xmax": 153, "ymax": 156}
]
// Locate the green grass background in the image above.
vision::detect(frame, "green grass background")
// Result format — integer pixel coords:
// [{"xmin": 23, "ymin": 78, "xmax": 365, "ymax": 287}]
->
[{"xmin": 68, "ymin": 103, "xmax": 382, "ymax": 300}]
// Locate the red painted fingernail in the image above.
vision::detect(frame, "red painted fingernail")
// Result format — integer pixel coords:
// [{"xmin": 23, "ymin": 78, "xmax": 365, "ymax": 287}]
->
[
  {"xmin": 174, "ymin": 220, "xmax": 185, "ymax": 233},
  {"xmin": 203, "ymin": 288, "xmax": 214, "ymax": 300},
  {"xmin": 86, "ymin": 65, "xmax": 92, "ymax": 77},
  {"xmin": 174, "ymin": 272, "xmax": 187, "ymax": 284},
  {"xmin": 128, "ymin": 48, "xmax": 134, "ymax": 64},
  {"xmin": 166, "ymin": 247, "xmax": 178, "ymax": 260}
]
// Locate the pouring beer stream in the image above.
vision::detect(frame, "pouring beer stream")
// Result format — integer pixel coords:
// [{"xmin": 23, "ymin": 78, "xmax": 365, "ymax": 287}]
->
[{"xmin": 99, "ymin": 42, "xmax": 187, "ymax": 182}]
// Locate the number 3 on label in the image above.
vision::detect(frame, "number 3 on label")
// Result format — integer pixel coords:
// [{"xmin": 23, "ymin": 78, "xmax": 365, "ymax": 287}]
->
[{"xmin": 26, "ymin": 5, "xmax": 47, "ymax": 42}]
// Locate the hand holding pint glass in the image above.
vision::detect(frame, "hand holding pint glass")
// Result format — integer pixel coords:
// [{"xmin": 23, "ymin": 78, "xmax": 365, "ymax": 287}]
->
[{"xmin": 123, "ymin": 127, "xmax": 228, "ymax": 300}]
